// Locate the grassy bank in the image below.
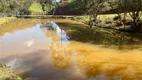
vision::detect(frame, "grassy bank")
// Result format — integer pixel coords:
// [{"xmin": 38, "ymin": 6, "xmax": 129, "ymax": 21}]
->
[
  {"xmin": 0, "ymin": 63, "xmax": 22, "ymax": 80},
  {"xmin": 0, "ymin": 17, "xmax": 16, "ymax": 26},
  {"xmin": 69, "ymin": 14, "xmax": 142, "ymax": 32}
]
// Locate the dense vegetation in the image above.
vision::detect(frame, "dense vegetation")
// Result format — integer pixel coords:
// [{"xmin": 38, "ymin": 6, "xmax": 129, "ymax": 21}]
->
[
  {"xmin": 0, "ymin": 0, "xmax": 142, "ymax": 31},
  {"xmin": 0, "ymin": 0, "xmax": 33, "ymax": 14},
  {"xmin": 36, "ymin": 0, "xmax": 56, "ymax": 12},
  {"xmin": 0, "ymin": 0, "xmax": 57, "ymax": 14},
  {"xmin": 66, "ymin": 0, "xmax": 142, "ymax": 32},
  {"xmin": 84, "ymin": 0, "xmax": 142, "ymax": 31}
]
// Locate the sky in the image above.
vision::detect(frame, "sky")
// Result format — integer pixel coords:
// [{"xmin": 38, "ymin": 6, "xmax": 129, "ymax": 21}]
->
[{"xmin": 56, "ymin": 0, "xmax": 60, "ymax": 2}]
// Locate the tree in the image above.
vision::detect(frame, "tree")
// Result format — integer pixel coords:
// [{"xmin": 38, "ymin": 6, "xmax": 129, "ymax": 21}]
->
[
  {"xmin": 127, "ymin": 0, "xmax": 142, "ymax": 31},
  {"xmin": 37, "ymin": 0, "xmax": 56, "ymax": 11},
  {"xmin": 67, "ymin": 0, "xmax": 87, "ymax": 14},
  {"xmin": 0, "ymin": 0, "xmax": 33, "ymax": 13},
  {"xmin": 0, "ymin": 0, "xmax": 10, "ymax": 12},
  {"xmin": 86, "ymin": 0, "xmax": 109, "ymax": 27},
  {"xmin": 107, "ymin": 0, "xmax": 126, "ymax": 28},
  {"xmin": 85, "ymin": 0, "xmax": 142, "ymax": 31},
  {"xmin": 108, "ymin": 0, "xmax": 142, "ymax": 31}
]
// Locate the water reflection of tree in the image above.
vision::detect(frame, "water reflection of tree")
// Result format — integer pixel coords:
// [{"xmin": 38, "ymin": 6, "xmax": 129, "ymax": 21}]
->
[
  {"xmin": 58, "ymin": 22, "xmax": 142, "ymax": 49},
  {"xmin": 41, "ymin": 23, "xmax": 72, "ymax": 69},
  {"xmin": 50, "ymin": 38, "xmax": 72, "ymax": 69},
  {"xmin": 0, "ymin": 19, "xmax": 41, "ymax": 37},
  {"xmin": 40, "ymin": 22, "xmax": 142, "ymax": 80}
]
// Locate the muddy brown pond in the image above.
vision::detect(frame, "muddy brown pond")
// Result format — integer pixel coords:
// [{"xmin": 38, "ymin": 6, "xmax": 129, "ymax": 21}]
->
[{"xmin": 1, "ymin": 19, "xmax": 142, "ymax": 80}]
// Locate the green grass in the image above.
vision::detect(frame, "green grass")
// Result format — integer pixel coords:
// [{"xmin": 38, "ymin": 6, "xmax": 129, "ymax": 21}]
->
[
  {"xmin": 98, "ymin": 14, "xmax": 117, "ymax": 21},
  {"xmin": 29, "ymin": 1, "xmax": 43, "ymax": 13}
]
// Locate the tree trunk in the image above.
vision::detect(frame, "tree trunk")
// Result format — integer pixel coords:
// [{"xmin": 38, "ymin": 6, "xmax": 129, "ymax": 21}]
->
[{"xmin": 41, "ymin": 4, "xmax": 45, "ymax": 11}]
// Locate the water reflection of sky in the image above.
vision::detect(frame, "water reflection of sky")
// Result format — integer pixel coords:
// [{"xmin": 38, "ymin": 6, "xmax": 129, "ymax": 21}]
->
[{"xmin": 0, "ymin": 24, "xmax": 52, "ymax": 55}]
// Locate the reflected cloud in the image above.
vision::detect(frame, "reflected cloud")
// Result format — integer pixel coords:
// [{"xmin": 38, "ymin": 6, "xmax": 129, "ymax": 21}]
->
[
  {"xmin": 6, "ymin": 58, "xmax": 22, "ymax": 68},
  {"xmin": 23, "ymin": 39, "xmax": 35, "ymax": 47}
]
